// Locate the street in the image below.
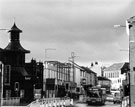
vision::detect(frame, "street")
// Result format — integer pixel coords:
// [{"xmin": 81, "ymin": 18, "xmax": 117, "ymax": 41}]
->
[{"xmin": 73, "ymin": 102, "xmax": 120, "ymax": 107}]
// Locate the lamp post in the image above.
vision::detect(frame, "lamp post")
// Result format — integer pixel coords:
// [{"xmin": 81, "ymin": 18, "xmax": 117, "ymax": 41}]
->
[
  {"xmin": 114, "ymin": 16, "xmax": 135, "ymax": 107},
  {"xmin": 45, "ymin": 48, "xmax": 56, "ymax": 60},
  {"xmin": 43, "ymin": 48, "xmax": 56, "ymax": 97},
  {"xmin": 127, "ymin": 16, "xmax": 135, "ymax": 107}
]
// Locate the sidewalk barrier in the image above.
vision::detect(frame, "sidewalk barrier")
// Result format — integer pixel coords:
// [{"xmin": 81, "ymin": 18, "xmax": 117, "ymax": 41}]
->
[{"xmin": 27, "ymin": 98, "xmax": 74, "ymax": 107}]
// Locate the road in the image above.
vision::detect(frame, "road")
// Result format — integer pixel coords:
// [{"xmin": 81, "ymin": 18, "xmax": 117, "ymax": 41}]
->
[{"xmin": 73, "ymin": 102, "xmax": 120, "ymax": 107}]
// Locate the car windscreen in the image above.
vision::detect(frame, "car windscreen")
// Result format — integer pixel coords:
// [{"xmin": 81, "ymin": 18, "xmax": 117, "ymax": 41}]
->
[{"xmin": 87, "ymin": 90, "xmax": 100, "ymax": 98}]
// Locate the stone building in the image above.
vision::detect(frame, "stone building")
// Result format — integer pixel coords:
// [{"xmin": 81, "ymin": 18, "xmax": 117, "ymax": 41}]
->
[
  {"xmin": 0, "ymin": 23, "xmax": 33, "ymax": 103},
  {"xmin": 44, "ymin": 61, "xmax": 71, "ymax": 98}
]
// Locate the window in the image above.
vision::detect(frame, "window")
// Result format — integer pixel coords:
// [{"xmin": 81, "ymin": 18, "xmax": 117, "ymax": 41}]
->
[
  {"xmin": 4, "ymin": 65, "xmax": 11, "ymax": 85},
  {"xmin": 80, "ymin": 70, "xmax": 82, "ymax": 76},
  {"xmin": 5, "ymin": 90, "xmax": 11, "ymax": 98}
]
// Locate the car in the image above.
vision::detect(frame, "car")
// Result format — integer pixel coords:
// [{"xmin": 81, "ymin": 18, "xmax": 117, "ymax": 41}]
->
[
  {"xmin": 106, "ymin": 94, "xmax": 114, "ymax": 102},
  {"xmin": 113, "ymin": 93, "xmax": 122, "ymax": 104}
]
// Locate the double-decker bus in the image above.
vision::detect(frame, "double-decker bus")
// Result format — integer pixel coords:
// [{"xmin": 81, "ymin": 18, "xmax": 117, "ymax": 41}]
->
[{"xmin": 86, "ymin": 87, "xmax": 106, "ymax": 105}]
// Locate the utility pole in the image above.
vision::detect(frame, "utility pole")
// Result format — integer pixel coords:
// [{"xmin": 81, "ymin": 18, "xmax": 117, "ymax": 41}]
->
[
  {"xmin": 45, "ymin": 48, "xmax": 56, "ymax": 60},
  {"xmin": 127, "ymin": 16, "xmax": 135, "ymax": 107},
  {"xmin": 71, "ymin": 52, "xmax": 75, "ymax": 82},
  {"xmin": 114, "ymin": 16, "xmax": 135, "ymax": 107}
]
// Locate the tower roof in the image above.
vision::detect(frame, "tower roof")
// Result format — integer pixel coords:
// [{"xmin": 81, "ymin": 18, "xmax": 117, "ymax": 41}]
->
[
  {"xmin": 8, "ymin": 23, "xmax": 22, "ymax": 33},
  {"xmin": 3, "ymin": 23, "xmax": 30, "ymax": 53},
  {"xmin": 4, "ymin": 41, "xmax": 30, "ymax": 53}
]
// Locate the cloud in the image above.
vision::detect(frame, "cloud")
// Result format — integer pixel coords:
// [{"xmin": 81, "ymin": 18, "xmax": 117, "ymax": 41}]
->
[{"xmin": 0, "ymin": 0, "xmax": 133, "ymax": 66}]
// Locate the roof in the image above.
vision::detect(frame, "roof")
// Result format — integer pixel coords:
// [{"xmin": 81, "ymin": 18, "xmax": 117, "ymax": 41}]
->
[
  {"xmin": 4, "ymin": 41, "xmax": 30, "ymax": 53},
  {"xmin": 98, "ymin": 76, "xmax": 111, "ymax": 81},
  {"xmin": 81, "ymin": 66, "xmax": 96, "ymax": 74},
  {"xmin": 8, "ymin": 23, "xmax": 22, "ymax": 33},
  {"xmin": 121, "ymin": 62, "xmax": 129, "ymax": 74},
  {"xmin": 104, "ymin": 63, "xmax": 124, "ymax": 71}
]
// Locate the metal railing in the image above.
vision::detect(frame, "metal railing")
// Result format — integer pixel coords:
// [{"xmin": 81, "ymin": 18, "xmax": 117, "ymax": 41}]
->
[{"xmin": 1, "ymin": 97, "xmax": 20, "ymax": 106}]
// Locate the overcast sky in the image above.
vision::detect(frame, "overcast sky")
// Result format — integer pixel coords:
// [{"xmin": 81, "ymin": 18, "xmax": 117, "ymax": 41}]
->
[{"xmin": 0, "ymin": 0, "xmax": 135, "ymax": 67}]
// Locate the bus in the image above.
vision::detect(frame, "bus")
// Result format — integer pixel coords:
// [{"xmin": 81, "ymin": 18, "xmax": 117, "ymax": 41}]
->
[{"xmin": 86, "ymin": 87, "xmax": 106, "ymax": 105}]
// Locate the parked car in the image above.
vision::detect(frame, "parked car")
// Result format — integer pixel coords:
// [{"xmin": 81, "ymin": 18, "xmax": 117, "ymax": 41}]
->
[
  {"xmin": 113, "ymin": 92, "xmax": 122, "ymax": 104},
  {"xmin": 106, "ymin": 94, "xmax": 114, "ymax": 102}
]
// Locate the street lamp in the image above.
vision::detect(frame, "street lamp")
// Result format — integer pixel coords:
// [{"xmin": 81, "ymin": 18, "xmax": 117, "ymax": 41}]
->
[
  {"xmin": 126, "ymin": 17, "xmax": 135, "ymax": 107},
  {"xmin": 114, "ymin": 16, "xmax": 135, "ymax": 107},
  {"xmin": 45, "ymin": 48, "xmax": 56, "ymax": 60},
  {"xmin": 43, "ymin": 48, "xmax": 56, "ymax": 96}
]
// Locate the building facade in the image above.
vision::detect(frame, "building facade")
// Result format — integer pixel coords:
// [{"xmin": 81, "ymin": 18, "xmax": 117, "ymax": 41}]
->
[
  {"xmin": 0, "ymin": 23, "xmax": 33, "ymax": 103},
  {"xmin": 44, "ymin": 61, "xmax": 72, "ymax": 98},
  {"xmin": 104, "ymin": 62, "xmax": 127, "ymax": 90},
  {"xmin": 74, "ymin": 65, "xmax": 97, "ymax": 95},
  {"xmin": 25, "ymin": 59, "xmax": 44, "ymax": 99}
]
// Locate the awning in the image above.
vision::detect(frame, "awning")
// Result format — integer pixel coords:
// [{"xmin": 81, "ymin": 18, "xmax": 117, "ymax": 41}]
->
[
  {"xmin": 12, "ymin": 67, "xmax": 29, "ymax": 76},
  {"xmin": 46, "ymin": 78, "xmax": 55, "ymax": 85}
]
